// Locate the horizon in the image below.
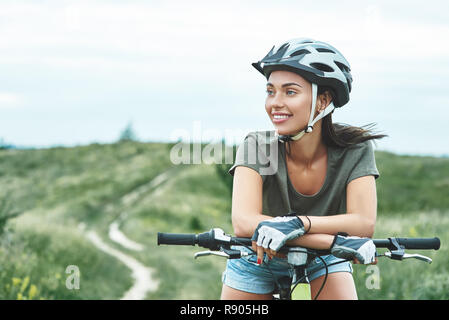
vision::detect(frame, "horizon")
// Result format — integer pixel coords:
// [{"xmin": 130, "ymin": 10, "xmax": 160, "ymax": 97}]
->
[{"xmin": 2, "ymin": 134, "xmax": 448, "ymax": 159}]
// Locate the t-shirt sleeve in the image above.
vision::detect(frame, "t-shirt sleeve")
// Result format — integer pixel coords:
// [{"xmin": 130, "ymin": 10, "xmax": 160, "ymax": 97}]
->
[
  {"xmin": 346, "ymin": 140, "xmax": 380, "ymax": 185},
  {"xmin": 228, "ymin": 132, "xmax": 270, "ymax": 181}
]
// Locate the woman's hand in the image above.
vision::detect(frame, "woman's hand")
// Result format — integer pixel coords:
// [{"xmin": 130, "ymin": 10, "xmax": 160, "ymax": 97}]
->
[
  {"xmin": 251, "ymin": 241, "xmax": 286, "ymax": 263},
  {"xmin": 330, "ymin": 234, "xmax": 377, "ymax": 264},
  {"xmin": 251, "ymin": 215, "xmax": 306, "ymax": 264}
]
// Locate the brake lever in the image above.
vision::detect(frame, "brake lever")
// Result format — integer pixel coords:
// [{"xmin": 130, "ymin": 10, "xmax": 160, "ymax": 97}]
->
[
  {"xmin": 382, "ymin": 252, "xmax": 432, "ymax": 264},
  {"xmin": 194, "ymin": 250, "xmax": 230, "ymax": 259},
  {"xmin": 194, "ymin": 248, "xmax": 250, "ymax": 260}
]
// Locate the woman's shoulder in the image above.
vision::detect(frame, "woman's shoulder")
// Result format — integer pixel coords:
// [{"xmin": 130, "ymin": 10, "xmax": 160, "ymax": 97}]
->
[
  {"xmin": 232, "ymin": 130, "xmax": 280, "ymax": 177},
  {"xmin": 244, "ymin": 130, "xmax": 277, "ymax": 143},
  {"xmin": 347, "ymin": 139, "xmax": 376, "ymax": 153},
  {"xmin": 329, "ymin": 139, "xmax": 376, "ymax": 163}
]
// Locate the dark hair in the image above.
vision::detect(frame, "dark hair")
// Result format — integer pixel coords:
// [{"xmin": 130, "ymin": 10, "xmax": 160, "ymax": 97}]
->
[
  {"xmin": 321, "ymin": 113, "xmax": 388, "ymax": 148},
  {"xmin": 285, "ymin": 86, "xmax": 388, "ymax": 155}
]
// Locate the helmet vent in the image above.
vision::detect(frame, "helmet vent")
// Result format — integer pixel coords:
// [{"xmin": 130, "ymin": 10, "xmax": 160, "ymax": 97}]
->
[
  {"xmin": 316, "ymin": 48, "xmax": 335, "ymax": 54},
  {"xmin": 310, "ymin": 62, "xmax": 334, "ymax": 72},
  {"xmin": 290, "ymin": 49, "xmax": 311, "ymax": 57},
  {"xmin": 334, "ymin": 61, "xmax": 350, "ymax": 72}
]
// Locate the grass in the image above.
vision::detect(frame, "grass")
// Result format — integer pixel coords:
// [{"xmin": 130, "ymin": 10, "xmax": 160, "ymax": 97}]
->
[
  {"xmin": 118, "ymin": 164, "xmax": 232, "ymax": 300},
  {"xmin": 0, "ymin": 213, "xmax": 133, "ymax": 299},
  {"xmin": 0, "ymin": 140, "xmax": 448, "ymax": 299},
  {"xmin": 354, "ymin": 210, "xmax": 448, "ymax": 300},
  {"xmin": 0, "ymin": 141, "xmax": 174, "ymax": 299},
  {"xmin": 374, "ymin": 151, "xmax": 449, "ymax": 212}
]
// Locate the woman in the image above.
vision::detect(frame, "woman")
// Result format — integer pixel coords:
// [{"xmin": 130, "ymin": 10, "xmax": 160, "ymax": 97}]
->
[{"xmin": 221, "ymin": 38, "xmax": 387, "ymax": 300}]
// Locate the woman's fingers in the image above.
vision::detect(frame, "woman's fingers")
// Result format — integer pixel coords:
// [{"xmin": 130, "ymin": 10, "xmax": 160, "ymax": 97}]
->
[
  {"xmin": 257, "ymin": 245, "xmax": 264, "ymax": 265},
  {"xmin": 252, "ymin": 242, "xmax": 286, "ymax": 264},
  {"xmin": 252, "ymin": 242, "xmax": 277, "ymax": 264},
  {"xmin": 252, "ymin": 241, "xmax": 266, "ymax": 264}
]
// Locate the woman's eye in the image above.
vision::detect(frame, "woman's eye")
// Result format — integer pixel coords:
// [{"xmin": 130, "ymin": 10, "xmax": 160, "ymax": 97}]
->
[
  {"xmin": 287, "ymin": 90, "xmax": 296, "ymax": 96},
  {"xmin": 266, "ymin": 89, "xmax": 274, "ymax": 95}
]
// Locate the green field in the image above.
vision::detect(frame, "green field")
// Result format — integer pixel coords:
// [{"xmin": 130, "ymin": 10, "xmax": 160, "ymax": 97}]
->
[{"xmin": 0, "ymin": 141, "xmax": 447, "ymax": 299}]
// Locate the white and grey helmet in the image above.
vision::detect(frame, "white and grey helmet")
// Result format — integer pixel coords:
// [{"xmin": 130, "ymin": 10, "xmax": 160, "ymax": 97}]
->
[{"xmin": 252, "ymin": 38, "xmax": 353, "ymax": 142}]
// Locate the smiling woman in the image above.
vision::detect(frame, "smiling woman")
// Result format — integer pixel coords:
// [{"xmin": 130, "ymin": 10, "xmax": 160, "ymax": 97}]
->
[{"xmin": 221, "ymin": 38, "xmax": 388, "ymax": 300}]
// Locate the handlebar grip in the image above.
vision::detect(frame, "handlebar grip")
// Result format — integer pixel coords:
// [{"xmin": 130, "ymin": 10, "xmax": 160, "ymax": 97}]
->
[
  {"xmin": 157, "ymin": 232, "xmax": 196, "ymax": 246},
  {"xmin": 373, "ymin": 237, "xmax": 440, "ymax": 250},
  {"xmin": 396, "ymin": 237, "xmax": 440, "ymax": 250}
]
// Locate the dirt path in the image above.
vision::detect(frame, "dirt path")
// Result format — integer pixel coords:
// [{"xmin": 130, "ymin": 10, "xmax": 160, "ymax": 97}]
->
[
  {"xmin": 85, "ymin": 230, "xmax": 158, "ymax": 300},
  {"xmin": 109, "ymin": 221, "xmax": 144, "ymax": 251},
  {"xmin": 83, "ymin": 169, "xmax": 174, "ymax": 299}
]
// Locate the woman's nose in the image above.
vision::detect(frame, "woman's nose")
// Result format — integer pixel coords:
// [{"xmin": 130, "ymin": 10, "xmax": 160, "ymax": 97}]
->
[{"xmin": 267, "ymin": 92, "xmax": 285, "ymax": 109}]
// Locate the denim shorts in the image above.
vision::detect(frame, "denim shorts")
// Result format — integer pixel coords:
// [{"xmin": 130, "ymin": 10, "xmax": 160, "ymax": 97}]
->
[{"xmin": 222, "ymin": 245, "xmax": 353, "ymax": 294}]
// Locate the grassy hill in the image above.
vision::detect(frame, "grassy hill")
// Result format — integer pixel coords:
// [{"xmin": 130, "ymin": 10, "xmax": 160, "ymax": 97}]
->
[{"xmin": 0, "ymin": 141, "xmax": 447, "ymax": 299}]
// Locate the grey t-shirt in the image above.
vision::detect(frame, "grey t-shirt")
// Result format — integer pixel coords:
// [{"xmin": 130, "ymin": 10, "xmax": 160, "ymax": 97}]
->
[{"xmin": 228, "ymin": 130, "xmax": 380, "ymax": 217}]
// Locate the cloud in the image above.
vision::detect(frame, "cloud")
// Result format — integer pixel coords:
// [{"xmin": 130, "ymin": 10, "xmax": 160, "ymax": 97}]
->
[
  {"xmin": 0, "ymin": 93, "xmax": 22, "ymax": 109},
  {"xmin": 0, "ymin": 0, "xmax": 448, "ymax": 153},
  {"xmin": 1, "ymin": 1, "xmax": 448, "ymax": 64}
]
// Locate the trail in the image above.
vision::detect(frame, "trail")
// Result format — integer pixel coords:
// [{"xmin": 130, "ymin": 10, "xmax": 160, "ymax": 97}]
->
[
  {"xmin": 85, "ymin": 230, "xmax": 158, "ymax": 300},
  {"xmin": 109, "ymin": 221, "xmax": 144, "ymax": 251},
  {"xmin": 83, "ymin": 169, "xmax": 174, "ymax": 300}
]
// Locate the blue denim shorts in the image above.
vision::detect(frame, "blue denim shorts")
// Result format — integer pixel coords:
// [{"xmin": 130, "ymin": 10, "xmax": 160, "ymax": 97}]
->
[{"xmin": 222, "ymin": 245, "xmax": 353, "ymax": 294}]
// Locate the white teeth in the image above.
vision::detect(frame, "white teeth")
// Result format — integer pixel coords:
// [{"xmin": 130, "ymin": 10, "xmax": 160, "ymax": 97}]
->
[{"xmin": 273, "ymin": 115, "xmax": 291, "ymax": 119}]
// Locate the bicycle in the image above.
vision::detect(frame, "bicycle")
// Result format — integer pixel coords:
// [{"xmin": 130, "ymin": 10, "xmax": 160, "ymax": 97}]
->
[{"xmin": 157, "ymin": 228, "xmax": 440, "ymax": 300}]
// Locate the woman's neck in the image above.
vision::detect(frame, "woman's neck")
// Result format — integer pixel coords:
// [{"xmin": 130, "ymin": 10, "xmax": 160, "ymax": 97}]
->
[{"xmin": 285, "ymin": 120, "xmax": 326, "ymax": 168}]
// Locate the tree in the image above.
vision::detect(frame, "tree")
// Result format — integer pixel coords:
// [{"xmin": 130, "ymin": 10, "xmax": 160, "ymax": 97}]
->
[
  {"xmin": 0, "ymin": 137, "xmax": 14, "ymax": 150},
  {"xmin": 119, "ymin": 122, "xmax": 138, "ymax": 142}
]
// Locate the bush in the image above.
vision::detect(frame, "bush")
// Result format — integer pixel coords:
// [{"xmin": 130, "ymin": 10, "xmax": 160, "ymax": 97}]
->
[
  {"xmin": 0, "ymin": 194, "xmax": 21, "ymax": 236},
  {"xmin": 0, "ymin": 222, "xmax": 133, "ymax": 300}
]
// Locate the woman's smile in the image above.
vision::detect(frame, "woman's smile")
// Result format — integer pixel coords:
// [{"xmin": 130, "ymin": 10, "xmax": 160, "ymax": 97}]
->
[{"xmin": 272, "ymin": 112, "xmax": 293, "ymax": 123}]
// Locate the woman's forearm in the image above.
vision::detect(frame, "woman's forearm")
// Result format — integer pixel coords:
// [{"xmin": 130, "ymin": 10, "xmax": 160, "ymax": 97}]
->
[
  {"xmin": 233, "ymin": 211, "xmax": 375, "ymax": 241},
  {"xmin": 298, "ymin": 213, "xmax": 375, "ymax": 238},
  {"xmin": 286, "ymin": 233, "xmax": 334, "ymax": 250}
]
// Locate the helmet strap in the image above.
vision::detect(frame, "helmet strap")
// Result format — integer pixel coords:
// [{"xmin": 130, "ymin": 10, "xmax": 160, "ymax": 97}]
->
[{"xmin": 276, "ymin": 83, "xmax": 335, "ymax": 142}]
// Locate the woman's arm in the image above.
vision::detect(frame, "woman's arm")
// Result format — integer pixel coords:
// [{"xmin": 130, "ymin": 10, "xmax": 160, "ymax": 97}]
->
[
  {"xmin": 297, "ymin": 175, "xmax": 377, "ymax": 238},
  {"xmin": 232, "ymin": 168, "xmax": 377, "ymax": 265},
  {"xmin": 233, "ymin": 168, "xmax": 377, "ymax": 239},
  {"xmin": 231, "ymin": 166, "xmax": 268, "ymax": 237},
  {"xmin": 286, "ymin": 233, "xmax": 334, "ymax": 249},
  {"xmin": 232, "ymin": 167, "xmax": 334, "ymax": 254}
]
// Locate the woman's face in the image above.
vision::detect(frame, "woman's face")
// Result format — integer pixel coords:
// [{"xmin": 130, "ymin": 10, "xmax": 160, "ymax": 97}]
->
[{"xmin": 265, "ymin": 70, "xmax": 315, "ymax": 135}]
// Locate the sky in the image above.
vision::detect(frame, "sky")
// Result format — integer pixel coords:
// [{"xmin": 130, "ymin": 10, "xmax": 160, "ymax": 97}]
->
[{"xmin": 1, "ymin": 0, "xmax": 448, "ymax": 156}]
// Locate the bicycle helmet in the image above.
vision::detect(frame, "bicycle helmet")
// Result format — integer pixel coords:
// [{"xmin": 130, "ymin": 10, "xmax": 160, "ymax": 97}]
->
[{"xmin": 252, "ymin": 38, "xmax": 353, "ymax": 142}]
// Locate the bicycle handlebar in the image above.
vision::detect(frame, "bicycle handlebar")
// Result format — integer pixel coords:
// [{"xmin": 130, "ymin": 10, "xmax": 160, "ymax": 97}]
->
[
  {"xmin": 157, "ymin": 233, "xmax": 197, "ymax": 246},
  {"xmin": 372, "ymin": 237, "xmax": 440, "ymax": 250},
  {"xmin": 157, "ymin": 228, "xmax": 252, "ymax": 250},
  {"xmin": 157, "ymin": 228, "xmax": 441, "ymax": 252},
  {"xmin": 158, "ymin": 228, "xmax": 440, "ymax": 300}
]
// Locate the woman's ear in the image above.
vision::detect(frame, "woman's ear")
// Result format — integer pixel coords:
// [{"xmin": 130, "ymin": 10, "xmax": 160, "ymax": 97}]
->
[{"xmin": 318, "ymin": 90, "xmax": 333, "ymax": 112}]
